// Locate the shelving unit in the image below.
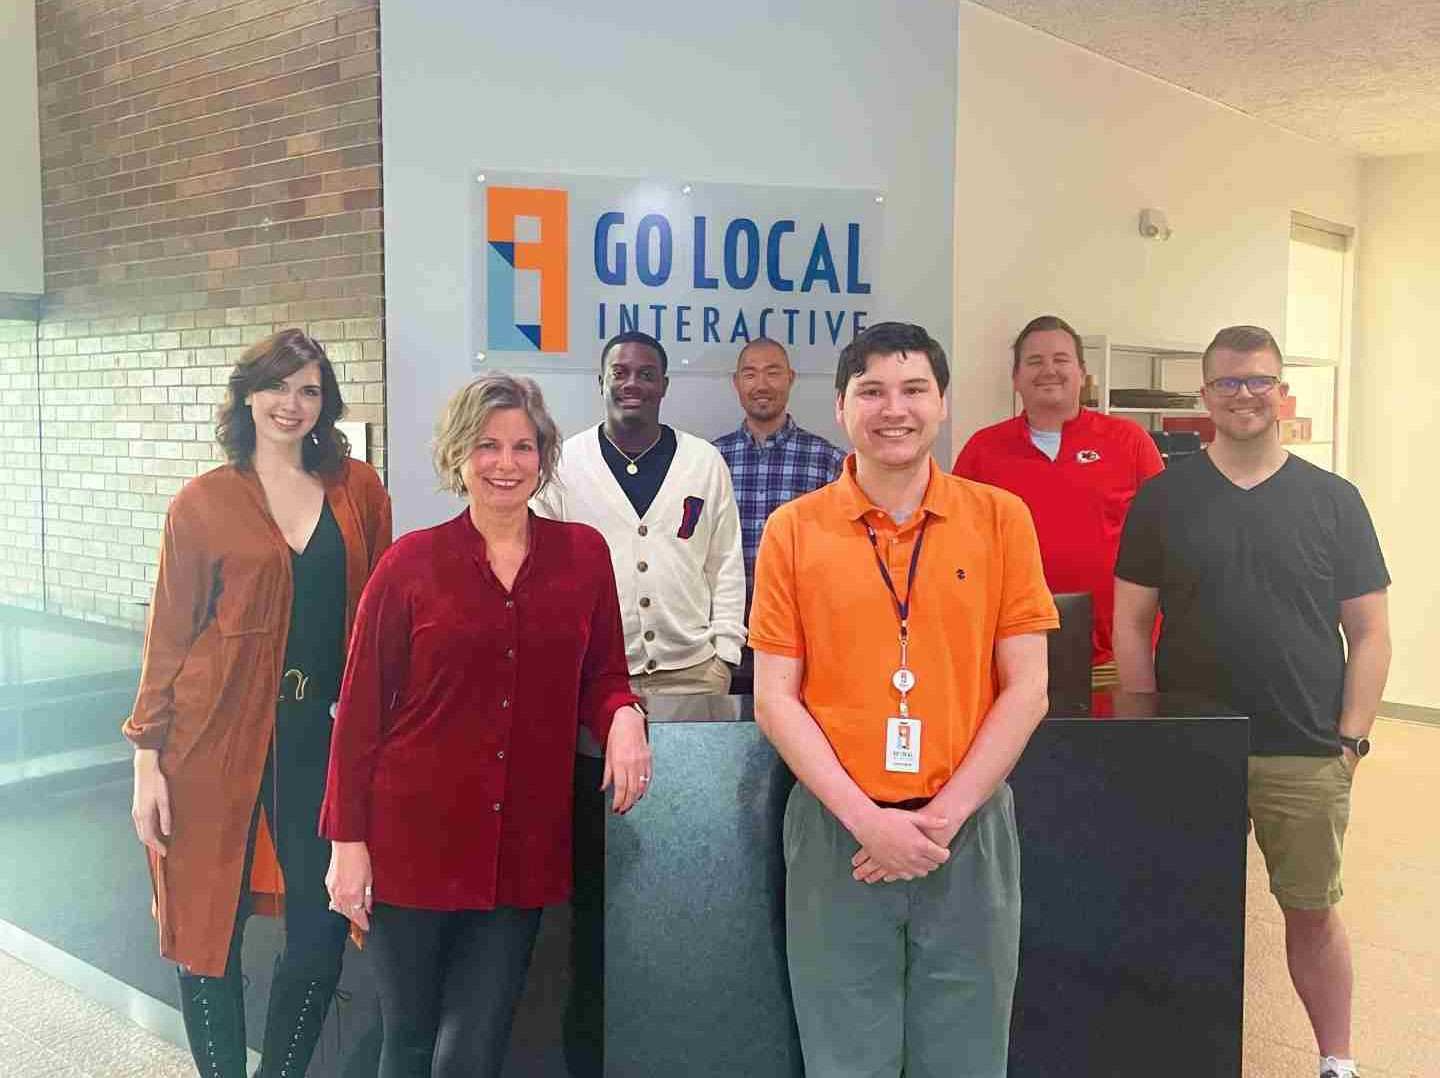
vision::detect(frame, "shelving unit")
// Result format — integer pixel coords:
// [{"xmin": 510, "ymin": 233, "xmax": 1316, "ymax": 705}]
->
[
  {"xmin": 1078, "ymin": 335, "xmax": 1340, "ymax": 471},
  {"xmin": 1108, "ymin": 407, "xmax": 1208, "ymax": 417}
]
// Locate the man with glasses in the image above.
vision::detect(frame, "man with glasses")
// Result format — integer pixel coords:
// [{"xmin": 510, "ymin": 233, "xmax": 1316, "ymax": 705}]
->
[{"xmin": 1113, "ymin": 325, "xmax": 1391, "ymax": 1078}]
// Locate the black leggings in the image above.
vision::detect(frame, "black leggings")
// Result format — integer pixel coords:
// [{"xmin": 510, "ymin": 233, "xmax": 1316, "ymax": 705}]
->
[
  {"xmin": 367, "ymin": 903, "xmax": 542, "ymax": 1078},
  {"xmin": 222, "ymin": 699, "xmax": 349, "ymax": 982}
]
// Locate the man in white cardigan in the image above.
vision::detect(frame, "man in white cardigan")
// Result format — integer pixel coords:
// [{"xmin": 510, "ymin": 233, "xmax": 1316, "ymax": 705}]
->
[
  {"xmin": 534, "ymin": 330, "xmax": 746, "ymax": 693},
  {"xmin": 531, "ymin": 329, "xmax": 746, "ymax": 1077}
]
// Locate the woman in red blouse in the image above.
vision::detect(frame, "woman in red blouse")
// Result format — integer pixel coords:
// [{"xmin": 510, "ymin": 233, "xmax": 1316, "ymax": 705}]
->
[{"xmin": 320, "ymin": 373, "xmax": 650, "ymax": 1078}]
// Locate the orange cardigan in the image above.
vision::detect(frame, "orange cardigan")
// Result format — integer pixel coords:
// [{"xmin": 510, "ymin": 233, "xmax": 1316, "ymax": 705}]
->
[{"xmin": 123, "ymin": 460, "xmax": 391, "ymax": 976}]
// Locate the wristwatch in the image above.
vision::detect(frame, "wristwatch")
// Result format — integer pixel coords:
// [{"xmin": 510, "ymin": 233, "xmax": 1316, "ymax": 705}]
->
[{"xmin": 1339, "ymin": 734, "xmax": 1371, "ymax": 757}]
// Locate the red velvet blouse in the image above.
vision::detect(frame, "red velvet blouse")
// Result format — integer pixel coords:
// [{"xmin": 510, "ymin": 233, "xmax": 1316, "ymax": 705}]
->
[{"xmin": 319, "ymin": 510, "xmax": 639, "ymax": 910}]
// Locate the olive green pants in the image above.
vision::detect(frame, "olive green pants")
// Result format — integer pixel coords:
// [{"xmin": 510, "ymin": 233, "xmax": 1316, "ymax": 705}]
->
[{"xmin": 783, "ymin": 782, "xmax": 1021, "ymax": 1078}]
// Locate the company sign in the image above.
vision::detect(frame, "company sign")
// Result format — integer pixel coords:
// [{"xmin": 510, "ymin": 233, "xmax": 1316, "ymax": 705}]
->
[{"xmin": 472, "ymin": 172, "xmax": 884, "ymax": 371}]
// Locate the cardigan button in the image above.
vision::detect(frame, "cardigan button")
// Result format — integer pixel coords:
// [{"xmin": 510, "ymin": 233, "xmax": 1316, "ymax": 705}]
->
[
  {"xmin": 645, "ymin": 659, "xmax": 657, "ymax": 671},
  {"xmin": 638, "ymin": 524, "xmax": 648, "ymax": 536},
  {"xmin": 639, "ymin": 596, "xmax": 651, "ymax": 608},
  {"xmin": 637, "ymin": 561, "xmax": 648, "ymax": 572},
  {"xmin": 644, "ymin": 630, "xmax": 655, "ymax": 641}
]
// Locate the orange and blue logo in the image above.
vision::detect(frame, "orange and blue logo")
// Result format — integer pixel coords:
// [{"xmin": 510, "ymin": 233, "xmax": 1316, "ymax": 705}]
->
[{"xmin": 486, "ymin": 186, "xmax": 568, "ymax": 352}]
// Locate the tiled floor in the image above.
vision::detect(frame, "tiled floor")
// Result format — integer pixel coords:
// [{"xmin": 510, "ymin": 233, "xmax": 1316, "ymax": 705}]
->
[
  {"xmin": 1243, "ymin": 716, "xmax": 1438, "ymax": 1077},
  {"xmin": 1, "ymin": 716, "xmax": 1435, "ymax": 1077},
  {"xmin": 0, "ymin": 949, "xmax": 192, "ymax": 1077}
]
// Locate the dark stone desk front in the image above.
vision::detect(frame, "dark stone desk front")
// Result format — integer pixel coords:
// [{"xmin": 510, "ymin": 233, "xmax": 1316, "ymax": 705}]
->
[
  {"xmin": 32, "ymin": 693, "xmax": 1243, "ymax": 1076},
  {"xmin": 605, "ymin": 694, "xmax": 1248, "ymax": 1078}
]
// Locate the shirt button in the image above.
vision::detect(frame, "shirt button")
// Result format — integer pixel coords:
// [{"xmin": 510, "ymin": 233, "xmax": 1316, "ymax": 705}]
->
[
  {"xmin": 638, "ymin": 524, "xmax": 648, "ymax": 536},
  {"xmin": 637, "ymin": 561, "xmax": 648, "ymax": 572},
  {"xmin": 496, "ymin": 750, "xmax": 505, "ymax": 760},
  {"xmin": 645, "ymin": 659, "xmax": 657, "ymax": 671},
  {"xmin": 493, "ymin": 802, "xmax": 502, "ymax": 812},
  {"xmin": 504, "ymin": 599, "xmax": 514, "ymax": 609},
  {"xmin": 500, "ymin": 698, "xmax": 510, "ymax": 709},
  {"xmin": 505, "ymin": 648, "xmax": 515, "ymax": 659},
  {"xmin": 644, "ymin": 630, "xmax": 655, "ymax": 641},
  {"xmin": 639, "ymin": 596, "xmax": 651, "ymax": 608}
]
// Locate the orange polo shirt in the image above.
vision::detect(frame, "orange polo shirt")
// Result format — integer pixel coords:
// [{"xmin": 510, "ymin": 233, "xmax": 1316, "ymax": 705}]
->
[{"xmin": 749, "ymin": 456, "xmax": 1058, "ymax": 801}]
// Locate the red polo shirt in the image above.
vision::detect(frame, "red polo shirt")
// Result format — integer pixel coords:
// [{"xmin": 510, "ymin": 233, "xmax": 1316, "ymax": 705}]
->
[{"xmin": 953, "ymin": 409, "xmax": 1163, "ymax": 664}]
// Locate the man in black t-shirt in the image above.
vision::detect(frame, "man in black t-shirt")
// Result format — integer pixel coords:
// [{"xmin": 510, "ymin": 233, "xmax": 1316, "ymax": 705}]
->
[{"xmin": 1113, "ymin": 326, "xmax": 1391, "ymax": 1078}]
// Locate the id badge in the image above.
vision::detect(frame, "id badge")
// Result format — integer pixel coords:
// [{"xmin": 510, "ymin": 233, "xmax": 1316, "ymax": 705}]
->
[{"xmin": 885, "ymin": 716, "xmax": 921, "ymax": 773}]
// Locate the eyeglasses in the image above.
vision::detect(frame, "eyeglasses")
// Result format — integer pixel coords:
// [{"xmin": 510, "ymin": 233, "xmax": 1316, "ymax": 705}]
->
[{"xmin": 1204, "ymin": 375, "xmax": 1280, "ymax": 397}]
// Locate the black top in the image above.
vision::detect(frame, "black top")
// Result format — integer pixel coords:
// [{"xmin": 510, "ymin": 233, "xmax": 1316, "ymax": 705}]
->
[
  {"xmin": 281, "ymin": 499, "xmax": 348, "ymax": 707},
  {"xmin": 598, "ymin": 424, "xmax": 678, "ymax": 518},
  {"xmin": 1115, "ymin": 452, "xmax": 1389, "ymax": 756}
]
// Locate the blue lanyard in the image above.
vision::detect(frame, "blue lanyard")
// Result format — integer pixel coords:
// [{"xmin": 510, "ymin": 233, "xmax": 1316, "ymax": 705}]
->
[{"xmin": 864, "ymin": 515, "xmax": 930, "ymax": 642}]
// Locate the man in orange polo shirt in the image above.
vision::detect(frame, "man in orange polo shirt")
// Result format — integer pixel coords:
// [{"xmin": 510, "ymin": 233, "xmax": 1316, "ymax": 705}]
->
[{"xmin": 751, "ymin": 321, "xmax": 1057, "ymax": 1077}]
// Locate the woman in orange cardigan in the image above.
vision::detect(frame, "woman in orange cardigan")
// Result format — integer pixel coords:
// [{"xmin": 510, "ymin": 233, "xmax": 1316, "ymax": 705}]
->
[{"xmin": 124, "ymin": 329, "xmax": 391, "ymax": 1077}]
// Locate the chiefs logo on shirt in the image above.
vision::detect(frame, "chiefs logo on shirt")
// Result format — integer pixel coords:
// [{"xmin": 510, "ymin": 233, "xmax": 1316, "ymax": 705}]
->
[{"xmin": 1075, "ymin": 449, "xmax": 1101, "ymax": 464}]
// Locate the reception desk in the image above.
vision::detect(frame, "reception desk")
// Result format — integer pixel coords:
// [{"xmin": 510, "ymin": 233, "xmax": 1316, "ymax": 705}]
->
[
  {"xmin": 6, "ymin": 691, "xmax": 1244, "ymax": 1077},
  {"xmin": 605, "ymin": 693, "xmax": 1248, "ymax": 1078}
]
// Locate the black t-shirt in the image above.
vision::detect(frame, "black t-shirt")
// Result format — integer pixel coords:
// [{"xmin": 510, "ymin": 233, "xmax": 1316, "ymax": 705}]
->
[
  {"xmin": 1115, "ymin": 452, "xmax": 1389, "ymax": 756},
  {"xmin": 598, "ymin": 424, "xmax": 678, "ymax": 518}
]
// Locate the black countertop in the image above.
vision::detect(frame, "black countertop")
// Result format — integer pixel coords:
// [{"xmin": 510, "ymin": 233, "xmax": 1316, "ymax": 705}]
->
[{"xmin": 637, "ymin": 689, "xmax": 1244, "ymax": 725}]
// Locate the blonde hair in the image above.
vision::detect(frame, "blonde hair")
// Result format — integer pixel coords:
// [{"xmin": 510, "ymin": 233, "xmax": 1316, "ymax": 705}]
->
[{"xmin": 432, "ymin": 374, "xmax": 562, "ymax": 497}]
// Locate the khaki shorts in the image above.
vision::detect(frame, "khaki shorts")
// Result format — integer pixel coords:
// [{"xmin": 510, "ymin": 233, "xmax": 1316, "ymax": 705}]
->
[{"xmin": 1248, "ymin": 754, "xmax": 1355, "ymax": 910}]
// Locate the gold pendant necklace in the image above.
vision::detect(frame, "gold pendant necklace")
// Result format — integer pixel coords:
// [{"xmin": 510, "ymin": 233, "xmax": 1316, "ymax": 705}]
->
[{"xmin": 604, "ymin": 428, "xmax": 663, "ymax": 475}]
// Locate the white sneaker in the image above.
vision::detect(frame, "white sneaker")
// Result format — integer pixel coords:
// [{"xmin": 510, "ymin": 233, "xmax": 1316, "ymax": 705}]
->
[{"xmin": 1319, "ymin": 1056, "xmax": 1358, "ymax": 1078}]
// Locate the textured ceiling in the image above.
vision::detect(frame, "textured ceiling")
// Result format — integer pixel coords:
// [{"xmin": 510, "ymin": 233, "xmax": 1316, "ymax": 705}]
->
[{"xmin": 972, "ymin": 0, "xmax": 1440, "ymax": 157}]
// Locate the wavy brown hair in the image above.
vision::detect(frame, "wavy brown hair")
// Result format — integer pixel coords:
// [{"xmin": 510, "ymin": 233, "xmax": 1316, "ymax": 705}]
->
[{"xmin": 216, "ymin": 329, "xmax": 350, "ymax": 474}]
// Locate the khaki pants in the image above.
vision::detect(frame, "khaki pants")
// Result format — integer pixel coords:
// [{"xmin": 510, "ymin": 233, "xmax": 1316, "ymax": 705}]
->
[
  {"xmin": 783, "ymin": 782, "xmax": 1021, "ymax": 1078},
  {"xmin": 629, "ymin": 654, "xmax": 732, "ymax": 696}
]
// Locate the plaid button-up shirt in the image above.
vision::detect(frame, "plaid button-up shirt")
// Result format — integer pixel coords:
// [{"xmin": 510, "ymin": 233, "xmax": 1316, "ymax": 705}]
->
[{"xmin": 714, "ymin": 415, "xmax": 846, "ymax": 604}]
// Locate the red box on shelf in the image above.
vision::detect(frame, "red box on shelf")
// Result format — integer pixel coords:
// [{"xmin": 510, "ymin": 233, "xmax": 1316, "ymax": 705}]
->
[
  {"xmin": 1277, "ymin": 417, "xmax": 1312, "ymax": 444},
  {"xmin": 1162, "ymin": 416, "xmax": 1216, "ymax": 443}
]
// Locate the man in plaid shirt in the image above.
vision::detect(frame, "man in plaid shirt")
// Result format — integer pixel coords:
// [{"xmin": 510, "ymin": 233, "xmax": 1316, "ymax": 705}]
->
[{"xmin": 715, "ymin": 338, "xmax": 846, "ymax": 609}]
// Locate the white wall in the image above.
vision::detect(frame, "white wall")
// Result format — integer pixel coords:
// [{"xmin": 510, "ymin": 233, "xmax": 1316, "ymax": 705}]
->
[
  {"xmin": 1, "ymin": 0, "xmax": 44, "ymax": 295},
  {"xmin": 951, "ymin": 2, "xmax": 1360, "ymax": 446},
  {"xmin": 380, "ymin": 0, "xmax": 958, "ymax": 532},
  {"xmin": 1352, "ymin": 154, "xmax": 1440, "ymax": 709}
]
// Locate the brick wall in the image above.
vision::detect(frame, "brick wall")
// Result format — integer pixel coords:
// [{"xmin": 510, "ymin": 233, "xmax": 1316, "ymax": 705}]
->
[
  {"xmin": 25, "ymin": 0, "xmax": 385, "ymax": 627},
  {"xmin": 0, "ymin": 320, "xmax": 44, "ymax": 611}
]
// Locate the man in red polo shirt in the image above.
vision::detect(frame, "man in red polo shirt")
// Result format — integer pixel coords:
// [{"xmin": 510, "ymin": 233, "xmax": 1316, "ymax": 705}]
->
[{"xmin": 953, "ymin": 315, "xmax": 1163, "ymax": 682}]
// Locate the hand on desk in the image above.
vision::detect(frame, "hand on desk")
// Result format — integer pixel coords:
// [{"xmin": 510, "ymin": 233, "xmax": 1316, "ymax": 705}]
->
[{"xmin": 604, "ymin": 705, "xmax": 652, "ymax": 815}]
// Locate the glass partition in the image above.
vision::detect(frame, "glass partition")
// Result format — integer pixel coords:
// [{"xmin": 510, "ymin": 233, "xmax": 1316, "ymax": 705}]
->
[{"xmin": 0, "ymin": 318, "xmax": 143, "ymax": 788}]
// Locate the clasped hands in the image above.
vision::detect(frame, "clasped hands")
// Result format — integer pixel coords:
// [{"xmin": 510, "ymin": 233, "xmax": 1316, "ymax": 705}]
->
[{"xmin": 849, "ymin": 806, "xmax": 959, "ymax": 885}]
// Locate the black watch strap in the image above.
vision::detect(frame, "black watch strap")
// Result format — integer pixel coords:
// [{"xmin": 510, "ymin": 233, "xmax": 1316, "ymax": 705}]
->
[{"xmin": 1339, "ymin": 734, "xmax": 1370, "ymax": 756}]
